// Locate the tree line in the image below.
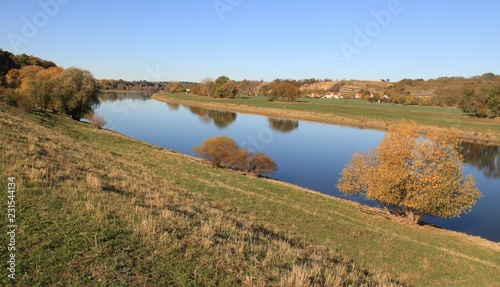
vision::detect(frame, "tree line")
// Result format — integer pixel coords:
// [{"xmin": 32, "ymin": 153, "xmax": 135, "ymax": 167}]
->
[
  {"xmin": 188, "ymin": 76, "xmax": 303, "ymax": 102},
  {"xmin": 0, "ymin": 50, "xmax": 99, "ymax": 120}
]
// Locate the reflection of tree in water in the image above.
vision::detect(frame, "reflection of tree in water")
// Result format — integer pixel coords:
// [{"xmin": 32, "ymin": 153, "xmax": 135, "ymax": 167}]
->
[
  {"xmin": 268, "ymin": 118, "xmax": 299, "ymax": 133},
  {"xmin": 187, "ymin": 106, "xmax": 237, "ymax": 128},
  {"xmin": 166, "ymin": 102, "xmax": 180, "ymax": 110},
  {"xmin": 99, "ymin": 92, "xmax": 152, "ymax": 102},
  {"xmin": 461, "ymin": 142, "xmax": 500, "ymax": 179},
  {"xmin": 210, "ymin": 110, "xmax": 237, "ymax": 128}
]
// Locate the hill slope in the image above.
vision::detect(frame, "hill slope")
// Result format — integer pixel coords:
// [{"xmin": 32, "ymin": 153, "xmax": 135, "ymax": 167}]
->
[{"xmin": 0, "ymin": 104, "xmax": 499, "ymax": 286}]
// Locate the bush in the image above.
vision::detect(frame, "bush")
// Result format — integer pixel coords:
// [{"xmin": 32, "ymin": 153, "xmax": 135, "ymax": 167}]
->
[
  {"xmin": 193, "ymin": 136, "xmax": 277, "ymax": 176},
  {"xmin": 88, "ymin": 113, "xmax": 107, "ymax": 129},
  {"xmin": 247, "ymin": 152, "xmax": 277, "ymax": 176},
  {"xmin": 193, "ymin": 136, "xmax": 241, "ymax": 168}
]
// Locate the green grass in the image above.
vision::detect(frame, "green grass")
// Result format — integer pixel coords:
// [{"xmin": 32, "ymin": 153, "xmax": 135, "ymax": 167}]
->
[
  {"xmin": 154, "ymin": 93, "xmax": 500, "ymax": 142},
  {"xmin": 1, "ymin": 104, "xmax": 499, "ymax": 286}
]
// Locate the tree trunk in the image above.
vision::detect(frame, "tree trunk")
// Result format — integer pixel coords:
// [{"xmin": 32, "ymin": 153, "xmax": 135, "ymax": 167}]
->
[{"xmin": 405, "ymin": 209, "xmax": 421, "ymax": 225}]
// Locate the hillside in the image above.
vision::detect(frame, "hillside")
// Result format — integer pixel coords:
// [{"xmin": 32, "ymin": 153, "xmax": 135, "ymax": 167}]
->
[{"xmin": 1, "ymin": 103, "xmax": 499, "ymax": 286}]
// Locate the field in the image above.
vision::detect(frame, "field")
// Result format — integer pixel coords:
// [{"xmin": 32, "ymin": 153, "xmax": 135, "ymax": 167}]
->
[
  {"xmin": 1, "ymin": 103, "xmax": 499, "ymax": 286},
  {"xmin": 153, "ymin": 93, "xmax": 500, "ymax": 143}
]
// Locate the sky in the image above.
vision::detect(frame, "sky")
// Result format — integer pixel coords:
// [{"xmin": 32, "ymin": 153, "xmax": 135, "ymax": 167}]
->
[{"xmin": 1, "ymin": 0, "xmax": 499, "ymax": 82}]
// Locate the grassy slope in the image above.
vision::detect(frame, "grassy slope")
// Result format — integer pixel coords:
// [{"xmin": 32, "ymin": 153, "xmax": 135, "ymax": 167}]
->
[
  {"xmin": 153, "ymin": 93, "xmax": 500, "ymax": 143},
  {"xmin": 0, "ymin": 104, "xmax": 499, "ymax": 286}
]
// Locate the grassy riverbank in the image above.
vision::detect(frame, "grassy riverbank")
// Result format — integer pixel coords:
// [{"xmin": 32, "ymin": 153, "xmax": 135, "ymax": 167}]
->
[
  {"xmin": 1, "ymin": 103, "xmax": 499, "ymax": 286},
  {"xmin": 152, "ymin": 93, "xmax": 500, "ymax": 144}
]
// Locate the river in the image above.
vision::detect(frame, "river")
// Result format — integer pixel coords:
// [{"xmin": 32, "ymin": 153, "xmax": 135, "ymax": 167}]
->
[{"xmin": 95, "ymin": 92, "xmax": 500, "ymax": 242}]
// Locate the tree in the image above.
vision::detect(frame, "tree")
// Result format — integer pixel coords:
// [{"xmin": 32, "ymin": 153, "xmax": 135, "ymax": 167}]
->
[
  {"xmin": 460, "ymin": 84, "xmax": 500, "ymax": 118},
  {"xmin": 214, "ymin": 76, "xmax": 230, "ymax": 98},
  {"xmin": 337, "ymin": 120, "xmax": 481, "ymax": 224},
  {"xmin": 268, "ymin": 81, "xmax": 301, "ymax": 102},
  {"xmin": 167, "ymin": 81, "xmax": 183, "ymax": 93},
  {"xmin": 22, "ymin": 66, "xmax": 63, "ymax": 112},
  {"xmin": 220, "ymin": 81, "xmax": 238, "ymax": 99},
  {"xmin": 52, "ymin": 67, "xmax": 100, "ymax": 120},
  {"xmin": 200, "ymin": 78, "xmax": 214, "ymax": 97}
]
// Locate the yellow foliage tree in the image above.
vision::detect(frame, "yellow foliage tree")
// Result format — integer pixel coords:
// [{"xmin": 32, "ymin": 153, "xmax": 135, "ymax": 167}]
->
[{"xmin": 337, "ymin": 120, "xmax": 482, "ymax": 224}]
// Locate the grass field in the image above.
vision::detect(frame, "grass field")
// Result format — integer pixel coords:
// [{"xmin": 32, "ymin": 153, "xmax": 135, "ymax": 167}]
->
[
  {"xmin": 1, "ymin": 103, "xmax": 499, "ymax": 286},
  {"xmin": 153, "ymin": 93, "xmax": 500, "ymax": 143}
]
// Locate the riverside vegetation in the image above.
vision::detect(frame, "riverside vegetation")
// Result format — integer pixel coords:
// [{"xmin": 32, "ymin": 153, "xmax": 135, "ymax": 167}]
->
[{"xmin": 1, "ymin": 102, "xmax": 500, "ymax": 286}]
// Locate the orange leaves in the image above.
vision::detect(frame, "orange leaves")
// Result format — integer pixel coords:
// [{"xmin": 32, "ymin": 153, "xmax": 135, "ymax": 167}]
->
[
  {"xmin": 193, "ymin": 136, "xmax": 277, "ymax": 176},
  {"xmin": 337, "ymin": 120, "xmax": 482, "ymax": 224}
]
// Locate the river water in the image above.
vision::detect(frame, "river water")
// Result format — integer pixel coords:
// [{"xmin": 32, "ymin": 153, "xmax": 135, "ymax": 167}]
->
[{"xmin": 95, "ymin": 92, "xmax": 500, "ymax": 242}]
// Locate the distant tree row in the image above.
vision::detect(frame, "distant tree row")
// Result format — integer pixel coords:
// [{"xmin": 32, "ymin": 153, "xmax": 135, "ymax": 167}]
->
[
  {"xmin": 193, "ymin": 136, "xmax": 277, "ymax": 176},
  {"xmin": 98, "ymin": 79, "xmax": 191, "ymax": 93},
  {"xmin": 188, "ymin": 76, "xmax": 302, "ymax": 102}
]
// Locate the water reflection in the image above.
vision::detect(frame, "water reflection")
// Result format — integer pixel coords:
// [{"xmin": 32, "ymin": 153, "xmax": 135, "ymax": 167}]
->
[
  {"xmin": 461, "ymin": 142, "xmax": 500, "ymax": 179},
  {"xmin": 166, "ymin": 102, "xmax": 180, "ymax": 110},
  {"xmin": 100, "ymin": 91, "xmax": 153, "ymax": 102},
  {"xmin": 268, "ymin": 118, "xmax": 299, "ymax": 133},
  {"xmin": 186, "ymin": 106, "xmax": 237, "ymax": 128}
]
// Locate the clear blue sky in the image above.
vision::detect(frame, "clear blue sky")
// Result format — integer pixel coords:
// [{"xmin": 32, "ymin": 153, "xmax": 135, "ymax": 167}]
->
[{"xmin": 1, "ymin": 0, "xmax": 499, "ymax": 82}]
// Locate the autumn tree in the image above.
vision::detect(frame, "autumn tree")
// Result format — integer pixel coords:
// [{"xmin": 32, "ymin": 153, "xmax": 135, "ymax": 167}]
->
[
  {"xmin": 220, "ymin": 80, "xmax": 238, "ymax": 99},
  {"xmin": 268, "ymin": 80, "xmax": 301, "ymax": 102},
  {"xmin": 167, "ymin": 81, "xmax": 183, "ymax": 93},
  {"xmin": 337, "ymin": 120, "xmax": 481, "ymax": 224},
  {"xmin": 22, "ymin": 66, "xmax": 63, "ymax": 112},
  {"xmin": 460, "ymin": 84, "xmax": 500, "ymax": 118},
  {"xmin": 52, "ymin": 67, "xmax": 100, "ymax": 120},
  {"xmin": 200, "ymin": 77, "xmax": 214, "ymax": 97}
]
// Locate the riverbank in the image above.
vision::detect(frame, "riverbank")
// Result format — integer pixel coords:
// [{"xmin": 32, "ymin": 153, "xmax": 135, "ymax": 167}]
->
[
  {"xmin": 152, "ymin": 93, "xmax": 500, "ymax": 144},
  {"xmin": 1, "ymin": 103, "xmax": 499, "ymax": 286}
]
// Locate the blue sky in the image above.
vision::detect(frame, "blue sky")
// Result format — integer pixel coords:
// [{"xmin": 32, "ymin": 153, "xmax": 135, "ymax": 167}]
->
[{"xmin": 1, "ymin": 0, "xmax": 499, "ymax": 82}]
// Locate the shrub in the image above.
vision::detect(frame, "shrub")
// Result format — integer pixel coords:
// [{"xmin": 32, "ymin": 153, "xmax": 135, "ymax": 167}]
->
[
  {"xmin": 88, "ymin": 113, "xmax": 107, "ymax": 129},
  {"xmin": 193, "ymin": 136, "xmax": 241, "ymax": 168},
  {"xmin": 247, "ymin": 152, "xmax": 278, "ymax": 176},
  {"xmin": 193, "ymin": 136, "xmax": 277, "ymax": 176}
]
